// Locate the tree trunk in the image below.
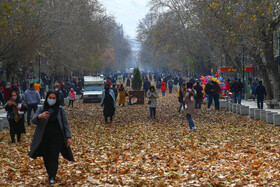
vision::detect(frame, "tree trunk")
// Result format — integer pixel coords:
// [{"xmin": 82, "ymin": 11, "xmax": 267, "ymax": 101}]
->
[
  {"xmin": 250, "ymin": 51, "xmax": 274, "ymax": 100},
  {"xmin": 263, "ymin": 31, "xmax": 279, "ymax": 100}
]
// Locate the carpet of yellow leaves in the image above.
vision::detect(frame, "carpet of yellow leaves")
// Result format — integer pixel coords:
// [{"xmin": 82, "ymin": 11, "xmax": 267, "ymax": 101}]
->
[{"xmin": 1, "ymin": 93, "xmax": 280, "ymax": 186}]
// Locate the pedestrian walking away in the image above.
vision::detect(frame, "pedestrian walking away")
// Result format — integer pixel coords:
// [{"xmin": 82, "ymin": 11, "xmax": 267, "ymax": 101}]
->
[
  {"xmin": 205, "ymin": 80, "xmax": 221, "ymax": 110},
  {"xmin": 111, "ymin": 84, "xmax": 118, "ymax": 99},
  {"xmin": 100, "ymin": 84, "xmax": 116, "ymax": 124},
  {"xmin": 143, "ymin": 79, "xmax": 151, "ymax": 96},
  {"xmin": 183, "ymin": 82, "xmax": 197, "ymax": 130},
  {"xmin": 146, "ymin": 86, "xmax": 159, "ymax": 119},
  {"xmin": 34, "ymin": 82, "xmax": 42, "ymax": 93},
  {"xmin": 178, "ymin": 85, "xmax": 185, "ymax": 112},
  {"xmin": 54, "ymin": 84, "xmax": 65, "ymax": 106},
  {"xmin": 126, "ymin": 77, "xmax": 131, "ymax": 87},
  {"xmin": 194, "ymin": 81, "xmax": 203, "ymax": 109},
  {"xmin": 68, "ymin": 88, "xmax": 76, "ymax": 107},
  {"xmin": 3, "ymin": 82, "xmax": 12, "ymax": 104},
  {"xmin": 161, "ymin": 82, "xmax": 167, "ymax": 96},
  {"xmin": 118, "ymin": 84, "xmax": 126, "ymax": 106},
  {"xmin": 24, "ymin": 83, "xmax": 41, "ymax": 126},
  {"xmin": 5, "ymin": 91, "xmax": 27, "ymax": 143},
  {"xmin": 167, "ymin": 78, "xmax": 174, "ymax": 94},
  {"xmin": 28, "ymin": 91, "xmax": 74, "ymax": 186},
  {"xmin": 255, "ymin": 81, "xmax": 266, "ymax": 109},
  {"xmin": 230, "ymin": 78, "xmax": 243, "ymax": 104}
]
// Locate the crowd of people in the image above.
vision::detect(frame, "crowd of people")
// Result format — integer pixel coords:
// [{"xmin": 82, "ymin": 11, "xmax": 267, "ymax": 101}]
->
[
  {"xmin": 100, "ymin": 72, "xmax": 268, "ymax": 132},
  {"xmin": 2, "ymin": 72, "xmax": 269, "ymax": 186}
]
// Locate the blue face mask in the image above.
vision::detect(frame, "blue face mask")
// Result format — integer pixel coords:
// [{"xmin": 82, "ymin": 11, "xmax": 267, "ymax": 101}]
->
[
  {"xmin": 47, "ymin": 99, "xmax": 56, "ymax": 106},
  {"xmin": 12, "ymin": 96, "xmax": 17, "ymax": 101}
]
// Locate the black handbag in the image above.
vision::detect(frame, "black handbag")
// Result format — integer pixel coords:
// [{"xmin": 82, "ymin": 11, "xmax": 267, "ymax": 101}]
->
[
  {"xmin": 7, "ymin": 112, "xmax": 14, "ymax": 121},
  {"xmin": 148, "ymin": 100, "xmax": 152, "ymax": 104}
]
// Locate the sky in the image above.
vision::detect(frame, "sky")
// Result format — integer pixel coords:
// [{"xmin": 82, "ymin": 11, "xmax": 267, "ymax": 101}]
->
[{"xmin": 101, "ymin": 0, "xmax": 150, "ymax": 39}]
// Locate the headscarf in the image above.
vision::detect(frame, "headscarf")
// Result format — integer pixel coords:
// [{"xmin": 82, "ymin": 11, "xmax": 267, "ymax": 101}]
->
[
  {"xmin": 149, "ymin": 86, "xmax": 155, "ymax": 92},
  {"xmin": 70, "ymin": 88, "xmax": 75, "ymax": 98},
  {"xmin": 105, "ymin": 84, "xmax": 110, "ymax": 93},
  {"xmin": 118, "ymin": 84, "xmax": 124, "ymax": 92},
  {"xmin": 6, "ymin": 82, "xmax": 11, "ymax": 88},
  {"xmin": 44, "ymin": 90, "xmax": 60, "ymax": 121},
  {"xmin": 10, "ymin": 91, "xmax": 22, "ymax": 104}
]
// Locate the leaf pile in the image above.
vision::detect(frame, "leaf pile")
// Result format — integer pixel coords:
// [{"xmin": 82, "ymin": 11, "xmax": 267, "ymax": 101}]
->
[{"xmin": 1, "ymin": 93, "xmax": 280, "ymax": 186}]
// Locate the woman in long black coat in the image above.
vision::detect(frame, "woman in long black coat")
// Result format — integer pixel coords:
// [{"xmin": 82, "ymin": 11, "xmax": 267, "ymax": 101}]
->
[
  {"xmin": 5, "ymin": 91, "xmax": 27, "ymax": 143},
  {"xmin": 28, "ymin": 91, "xmax": 74, "ymax": 185}
]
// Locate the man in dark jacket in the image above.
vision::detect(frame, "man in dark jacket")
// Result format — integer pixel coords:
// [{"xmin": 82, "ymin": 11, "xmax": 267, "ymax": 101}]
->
[
  {"xmin": 194, "ymin": 82, "xmax": 203, "ymax": 109},
  {"xmin": 54, "ymin": 84, "xmax": 65, "ymax": 106},
  {"xmin": 143, "ymin": 79, "xmax": 151, "ymax": 95},
  {"xmin": 255, "ymin": 81, "xmax": 266, "ymax": 109},
  {"xmin": 111, "ymin": 84, "xmax": 118, "ymax": 100},
  {"xmin": 205, "ymin": 81, "xmax": 221, "ymax": 110},
  {"xmin": 167, "ymin": 78, "xmax": 174, "ymax": 94},
  {"xmin": 230, "ymin": 78, "xmax": 243, "ymax": 104}
]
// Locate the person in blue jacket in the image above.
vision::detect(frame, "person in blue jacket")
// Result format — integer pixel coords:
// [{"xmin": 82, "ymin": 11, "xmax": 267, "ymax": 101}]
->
[{"xmin": 100, "ymin": 83, "xmax": 116, "ymax": 124}]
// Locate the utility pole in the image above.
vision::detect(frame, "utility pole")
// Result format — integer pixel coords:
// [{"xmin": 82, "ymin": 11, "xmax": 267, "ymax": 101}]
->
[
  {"xmin": 38, "ymin": 54, "xmax": 41, "ymax": 83},
  {"xmin": 242, "ymin": 45, "xmax": 245, "ymax": 95}
]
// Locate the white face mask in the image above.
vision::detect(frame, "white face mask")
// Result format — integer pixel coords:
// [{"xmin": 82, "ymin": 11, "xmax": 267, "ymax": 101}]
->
[
  {"xmin": 47, "ymin": 99, "xmax": 56, "ymax": 106},
  {"xmin": 12, "ymin": 96, "xmax": 17, "ymax": 101},
  {"xmin": 55, "ymin": 88, "xmax": 59, "ymax": 91}
]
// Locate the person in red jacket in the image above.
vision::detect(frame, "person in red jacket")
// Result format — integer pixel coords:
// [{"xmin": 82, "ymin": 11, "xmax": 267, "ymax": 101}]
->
[
  {"xmin": 105, "ymin": 78, "xmax": 112, "ymax": 88},
  {"xmin": 225, "ymin": 79, "xmax": 231, "ymax": 91},
  {"xmin": 3, "ymin": 82, "xmax": 12, "ymax": 104},
  {"xmin": 161, "ymin": 82, "xmax": 167, "ymax": 96}
]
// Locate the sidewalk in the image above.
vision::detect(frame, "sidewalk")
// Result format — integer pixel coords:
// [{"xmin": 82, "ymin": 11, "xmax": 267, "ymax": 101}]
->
[{"xmin": 241, "ymin": 99, "xmax": 280, "ymax": 115}]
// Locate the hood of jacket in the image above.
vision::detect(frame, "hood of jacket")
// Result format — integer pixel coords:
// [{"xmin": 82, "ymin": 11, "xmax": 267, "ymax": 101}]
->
[{"xmin": 26, "ymin": 89, "xmax": 37, "ymax": 94}]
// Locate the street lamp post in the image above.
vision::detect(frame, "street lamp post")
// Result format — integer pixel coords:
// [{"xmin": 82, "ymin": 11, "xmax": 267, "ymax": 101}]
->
[
  {"xmin": 38, "ymin": 53, "xmax": 41, "ymax": 83},
  {"xmin": 242, "ymin": 45, "xmax": 245, "ymax": 96},
  {"xmin": 278, "ymin": 33, "xmax": 280, "ymax": 101}
]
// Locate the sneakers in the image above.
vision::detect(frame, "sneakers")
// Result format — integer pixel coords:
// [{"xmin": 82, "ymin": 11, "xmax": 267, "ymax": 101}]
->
[
  {"xmin": 49, "ymin": 178, "xmax": 56, "ymax": 186},
  {"xmin": 188, "ymin": 126, "xmax": 197, "ymax": 131}
]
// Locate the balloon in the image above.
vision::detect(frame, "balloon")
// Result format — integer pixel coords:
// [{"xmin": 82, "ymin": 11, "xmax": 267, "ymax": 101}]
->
[{"xmin": 220, "ymin": 77, "xmax": 224, "ymax": 82}]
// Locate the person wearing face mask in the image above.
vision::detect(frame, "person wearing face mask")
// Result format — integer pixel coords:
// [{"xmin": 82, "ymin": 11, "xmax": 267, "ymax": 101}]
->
[
  {"xmin": 101, "ymin": 84, "xmax": 116, "ymax": 124},
  {"xmin": 54, "ymin": 84, "xmax": 64, "ymax": 106},
  {"xmin": 5, "ymin": 91, "xmax": 27, "ymax": 143},
  {"xmin": 28, "ymin": 91, "xmax": 74, "ymax": 185},
  {"xmin": 146, "ymin": 86, "xmax": 159, "ymax": 119}
]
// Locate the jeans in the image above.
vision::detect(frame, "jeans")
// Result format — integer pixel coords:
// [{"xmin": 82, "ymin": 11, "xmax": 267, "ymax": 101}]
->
[
  {"xmin": 186, "ymin": 114, "xmax": 195, "ymax": 129},
  {"xmin": 68, "ymin": 100, "xmax": 74, "ymax": 107},
  {"xmin": 233, "ymin": 93, "xmax": 242, "ymax": 104},
  {"xmin": 195, "ymin": 99, "xmax": 202, "ymax": 109},
  {"xmin": 27, "ymin": 104, "xmax": 38, "ymax": 126},
  {"xmin": 213, "ymin": 94, "xmax": 220, "ymax": 110},
  {"xmin": 257, "ymin": 96, "xmax": 264, "ymax": 109},
  {"xmin": 0, "ymin": 93, "xmax": 4, "ymax": 105},
  {"xmin": 169, "ymin": 87, "xmax": 172, "ymax": 94},
  {"xmin": 162, "ymin": 91, "xmax": 165, "ymax": 96},
  {"xmin": 150, "ymin": 107, "xmax": 156, "ymax": 119},
  {"xmin": 207, "ymin": 95, "xmax": 213, "ymax": 108},
  {"xmin": 179, "ymin": 102, "xmax": 183, "ymax": 112}
]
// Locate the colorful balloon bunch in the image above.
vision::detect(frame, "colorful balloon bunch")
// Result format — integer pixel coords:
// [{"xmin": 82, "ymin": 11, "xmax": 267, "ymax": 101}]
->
[{"xmin": 199, "ymin": 73, "xmax": 227, "ymax": 97}]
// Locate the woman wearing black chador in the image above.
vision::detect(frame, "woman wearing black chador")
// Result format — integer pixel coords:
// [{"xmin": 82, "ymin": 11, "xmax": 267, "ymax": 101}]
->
[{"xmin": 28, "ymin": 91, "xmax": 74, "ymax": 185}]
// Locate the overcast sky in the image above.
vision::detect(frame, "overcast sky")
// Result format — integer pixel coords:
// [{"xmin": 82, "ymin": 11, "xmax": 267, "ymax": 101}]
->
[{"xmin": 101, "ymin": 0, "xmax": 150, "ymax": 39}]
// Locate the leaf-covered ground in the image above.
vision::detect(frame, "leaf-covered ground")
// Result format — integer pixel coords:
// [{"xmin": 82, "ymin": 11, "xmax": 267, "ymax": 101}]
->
[{"xmin": 1, "ymin": 93, "xmax": 280, "ymax": 186}]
